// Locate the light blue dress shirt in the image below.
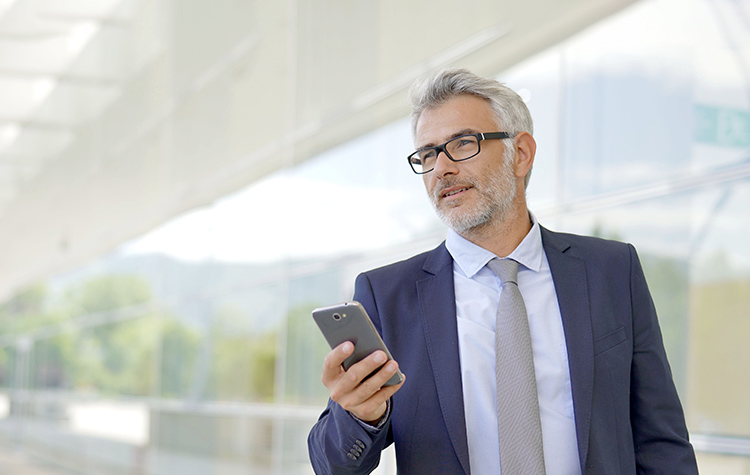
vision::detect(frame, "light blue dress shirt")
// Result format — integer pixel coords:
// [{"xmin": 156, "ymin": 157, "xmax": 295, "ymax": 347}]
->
[{"xmin": 446, "ymin": 217, "xmax": 582, "ymax": 475}]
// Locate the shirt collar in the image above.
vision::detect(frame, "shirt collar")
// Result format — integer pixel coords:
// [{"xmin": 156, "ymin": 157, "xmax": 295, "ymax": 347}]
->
[{"xmin": 445, "ymin": 212, "xmax": 544, "ymax": 278}]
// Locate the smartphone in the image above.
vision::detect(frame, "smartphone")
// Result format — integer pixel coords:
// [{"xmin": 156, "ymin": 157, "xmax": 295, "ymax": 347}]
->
[{"xmin": 312, "ymin": 301, "xmax": 403, "ymax": 386}]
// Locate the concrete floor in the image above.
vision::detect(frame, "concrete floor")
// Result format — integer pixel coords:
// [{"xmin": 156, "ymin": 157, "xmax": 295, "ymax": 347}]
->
[{"xmin": 0, "ymin": 447, "xmax": 62, "ymax": 475}]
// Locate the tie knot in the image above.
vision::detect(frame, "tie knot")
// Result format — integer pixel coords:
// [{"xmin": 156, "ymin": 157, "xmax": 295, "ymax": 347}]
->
[{"xmin": 487, "ymin": 258, "xmax": 519, "ymax": 284}]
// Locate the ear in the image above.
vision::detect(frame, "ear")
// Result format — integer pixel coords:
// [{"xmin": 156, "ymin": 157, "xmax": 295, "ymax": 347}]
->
[{"xmin": 512, "ymin": 132, "xmax": 536, "ymax": 180}]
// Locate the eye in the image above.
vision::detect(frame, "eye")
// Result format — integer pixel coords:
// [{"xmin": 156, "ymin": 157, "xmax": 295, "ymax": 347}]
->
[{"xmin": 420, "ymin": 149, "xmax": 437, "ymax": 160}]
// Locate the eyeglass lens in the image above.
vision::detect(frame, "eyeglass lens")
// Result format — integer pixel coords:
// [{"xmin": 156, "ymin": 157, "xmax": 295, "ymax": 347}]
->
[{"xmin": 409, "ymin": 135, "xmax": 480, "ymax": 174}]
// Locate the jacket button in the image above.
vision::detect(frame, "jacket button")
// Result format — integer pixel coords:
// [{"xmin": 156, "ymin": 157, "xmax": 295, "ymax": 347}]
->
[
  {"xmin": 347, "ymin": 453, "xmax": 357, "ymax": 460},
  {"xmin": 355, "ymin": 439, "xmax": 365, "ymax": 448}
]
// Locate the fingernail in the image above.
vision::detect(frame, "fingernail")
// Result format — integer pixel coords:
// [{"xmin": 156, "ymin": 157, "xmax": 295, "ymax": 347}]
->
[
  {"xmin": 374, "ymin": 352, "xmax": 386, "ymax": 364},
  {"xmin": 342, "ymin": 342, "xmax": 353, "ymax": 353},
  {"xmin": 385, "ymin": 362, "xmax": 397, "ymax": 372}
]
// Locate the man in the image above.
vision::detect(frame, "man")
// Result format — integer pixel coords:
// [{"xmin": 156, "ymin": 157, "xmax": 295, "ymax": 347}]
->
[{"xmin": 307, "ymin": 68, "xmax": 698, "ymax": 474}]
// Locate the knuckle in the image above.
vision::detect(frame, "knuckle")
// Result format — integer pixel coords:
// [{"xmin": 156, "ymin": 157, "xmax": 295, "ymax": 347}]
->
[
  {"xmin": 323, "ymin": 354, "xmax": 337, "ymax": 368},
  {"xmin": 359, "ymin": 378, "xmax": 381, "ymax": 396},
  {"xmin": 348, "ymin": 368, "xmax": 361, "ymax": 383}
]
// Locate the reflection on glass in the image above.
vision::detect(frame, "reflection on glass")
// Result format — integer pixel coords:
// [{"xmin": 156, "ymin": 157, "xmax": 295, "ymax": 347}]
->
[{"xmin": 0, "ymin": 0, "xmax": 749, "ymax": 473}]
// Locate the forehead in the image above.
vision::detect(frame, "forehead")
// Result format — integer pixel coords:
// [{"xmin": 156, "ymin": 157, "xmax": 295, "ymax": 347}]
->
[{"xmin": 415, "ymin": 94, "xmax": 499, "ymax": 146}]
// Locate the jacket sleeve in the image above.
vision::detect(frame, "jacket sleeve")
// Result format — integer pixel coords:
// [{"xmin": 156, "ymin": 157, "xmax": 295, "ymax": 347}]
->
[
  {"xmin": 307, "ymin": 398, "xmax": 392, "ymax": 475},
  {"xmin": 627, "ymin": 244, "xmax": 698, "ymax": 474},
  {"xmin": 307, "ymin": 273, "xmax": 393, "ymax": 474}
]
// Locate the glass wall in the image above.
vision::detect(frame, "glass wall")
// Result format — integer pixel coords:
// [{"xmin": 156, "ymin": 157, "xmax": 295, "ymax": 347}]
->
[{"xmin": 1, "ymin": 0, "xmax": 749, "ymax": 473}]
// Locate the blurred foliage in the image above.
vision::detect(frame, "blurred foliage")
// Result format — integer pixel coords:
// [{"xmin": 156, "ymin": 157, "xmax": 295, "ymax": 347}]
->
[
  {"xmin": 207, "ymin": 303, "xmax": 277, "ymax": 402},
  {"xmin": 0, "ymin": 275, "xmax": 202, "ymax": 397},
  {"xmin": 639, "ymin": 254, "xmax": 690, "ymax": 395},
  {"xmin": 0, "ymin": 283, "xmax": 66, "ymax": 333},
  {"xmin": 62, "ymin": 275, "xmax": 161, "ymax": 395},
  {"xmin": 160, "ymin": 318, "xmax": 202, "ymax": 398},
  {"xmin": 0, "ymin": 282, "xmax": 68, "ymax": 388},
  {"xmin": 0, "ymin": 269, "xmax": 340, "ymax": 405},
  {"xmin": 688, "ymin": 278, "xmax": 750, "ymax": 436},
  {"xmin": 284, "ymin": 302, "xmax": 331, "ymax": 405}
]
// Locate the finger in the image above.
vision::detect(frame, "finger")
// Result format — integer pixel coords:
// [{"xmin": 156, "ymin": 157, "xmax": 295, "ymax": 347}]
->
[
  {"xmin": 350, "ymin": 359, "xmax": 402, "ymax": 401},
  {"xmin": 344, "ymin": 350, "xmax": 391, "ymax": 387},
  {"xmin": 330, "ymin": 353, "xmax": 397, "ymax": 407},
  {"xmin": 372, "ymin": 372, "xmax": 406, "ymax": 404},
  {"xmin": 321, "ymin": 342, "xmax": 354, "ymax": 384},
  {"xmin": 323, "ymin": 341, "xmax": 354, "ymax": 372},
  {"xmin": 349, "ymin": 373, "xmax": 407, "ymax": 422}
]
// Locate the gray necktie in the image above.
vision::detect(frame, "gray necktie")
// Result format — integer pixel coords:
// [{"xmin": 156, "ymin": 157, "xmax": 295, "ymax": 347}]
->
[{"xmin": 487, "ymin": 258, "xmax": 546, "ymax": 475}]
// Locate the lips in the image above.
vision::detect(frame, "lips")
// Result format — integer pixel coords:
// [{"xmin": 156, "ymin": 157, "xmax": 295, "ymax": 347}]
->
[{"xmin": 441, "ymin": 185, "xmax": 472, "ymax": 199}]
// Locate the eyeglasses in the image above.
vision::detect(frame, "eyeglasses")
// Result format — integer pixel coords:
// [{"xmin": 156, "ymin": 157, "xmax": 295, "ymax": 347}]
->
[{"xmin": 407, "ymin": 132, "xmax": 514, "ymax": 174}]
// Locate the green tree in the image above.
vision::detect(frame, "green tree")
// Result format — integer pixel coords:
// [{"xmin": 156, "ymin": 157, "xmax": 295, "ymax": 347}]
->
[
  {"xmin": 160, "ymin": 318, "xmax": 201, "ymax": 398},
  {"xmin": 62, "ymin": 274, "xmax": 198, "ymax": 397},
  {"xmin": 0, "ymin": 283, "xmax": 73, "ymax": 390},
  {"xmin": 284, "ymin": 303, "xmax": 331, "ymax": 404},
  {"xmin": 207, "ymin": 303, "xmax": 277, "ymax": 402}
]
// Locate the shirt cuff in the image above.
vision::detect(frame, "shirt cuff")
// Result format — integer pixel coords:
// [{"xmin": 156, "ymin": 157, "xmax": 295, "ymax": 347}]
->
[{"xmin": 351, "ymin": 399, "xmax": 391, "ymax": 432}]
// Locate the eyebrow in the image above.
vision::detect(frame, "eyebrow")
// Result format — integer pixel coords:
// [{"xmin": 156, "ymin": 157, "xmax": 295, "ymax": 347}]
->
[{"xmin": 418, "ymin": 128, "xmax": 479, "ymax": 149}]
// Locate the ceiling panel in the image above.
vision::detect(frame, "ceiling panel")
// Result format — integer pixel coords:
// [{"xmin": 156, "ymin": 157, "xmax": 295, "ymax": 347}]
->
[{"xmin": 0, "ymin": 0, "xmax": 637, "ymax": 299}]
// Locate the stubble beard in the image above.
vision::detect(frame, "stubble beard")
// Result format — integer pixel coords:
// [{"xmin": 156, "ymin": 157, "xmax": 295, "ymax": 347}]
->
[{"xmin": 430, "ymin": 149, "xmax": 518, "ymax": 235}]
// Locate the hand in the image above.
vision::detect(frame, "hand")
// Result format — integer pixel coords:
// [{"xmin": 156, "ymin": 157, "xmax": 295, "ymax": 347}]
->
[{"xmin": 321, "ymin": 341, "xmax": 406, "ymax": 424}]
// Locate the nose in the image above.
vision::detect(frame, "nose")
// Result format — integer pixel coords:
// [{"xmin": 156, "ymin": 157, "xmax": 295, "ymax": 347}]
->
[{"xmin": 432, "ymin": 150, "xmax": 458, "ymax": 178}]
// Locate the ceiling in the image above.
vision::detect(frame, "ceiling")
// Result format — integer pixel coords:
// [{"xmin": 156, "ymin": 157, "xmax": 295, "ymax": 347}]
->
[
  {"xmin": 0, "ymin": 0, "xmax": 125, "ymax": 204},
  {"xmin": 0, "ymin": 0, "xmax": 637, "ymax": 300}
]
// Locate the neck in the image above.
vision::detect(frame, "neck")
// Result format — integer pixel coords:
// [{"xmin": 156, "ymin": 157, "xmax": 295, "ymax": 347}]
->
[{"xmin": 457, "ymin": 203, "xmax": 532, "ymax": 258}]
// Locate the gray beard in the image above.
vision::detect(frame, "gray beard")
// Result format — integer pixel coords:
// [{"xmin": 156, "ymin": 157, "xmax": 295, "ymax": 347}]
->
[{"xmin": 431, "ymin": 153, "xmax": 517, "ymax": 235}]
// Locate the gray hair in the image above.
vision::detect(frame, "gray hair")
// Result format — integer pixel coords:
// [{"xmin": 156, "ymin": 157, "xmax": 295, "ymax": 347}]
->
[{"xmin": 408, "ymin": 68, "xmax": 534, "ymax": 188}]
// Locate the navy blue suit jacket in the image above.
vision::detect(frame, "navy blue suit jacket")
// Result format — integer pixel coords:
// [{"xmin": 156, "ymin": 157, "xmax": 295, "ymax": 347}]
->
[{"xmin": 308, "ymin": 227, "xmax": 697, "ymax": 474}]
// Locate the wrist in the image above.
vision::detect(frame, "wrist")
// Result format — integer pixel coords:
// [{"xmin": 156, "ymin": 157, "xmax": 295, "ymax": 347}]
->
[{"xmin": 351, "ymin": 400, "xmax": 391, "ymax": 430}]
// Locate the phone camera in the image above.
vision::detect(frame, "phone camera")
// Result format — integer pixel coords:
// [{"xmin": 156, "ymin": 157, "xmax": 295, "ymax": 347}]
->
[{"xmin": 332, "ymin": 313, "xmax": 341, "ymax": 321}]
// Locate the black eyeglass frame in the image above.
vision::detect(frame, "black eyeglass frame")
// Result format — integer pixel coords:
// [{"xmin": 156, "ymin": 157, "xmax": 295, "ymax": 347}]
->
[{"xmin": 407, "ymin": 132, "xmax": 515, "ymax": 174}]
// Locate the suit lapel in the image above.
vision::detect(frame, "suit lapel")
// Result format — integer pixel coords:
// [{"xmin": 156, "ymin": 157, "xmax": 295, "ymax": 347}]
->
[
  {"xmin": 416, "ymin": 244, "xmax": 471, "ymax": 475},
  {"xmin": 415, "ymin": 231, "xmax": 596, "ymax": 474},
  {"xmin": 541, "ymin": 227, "xmax": 594, "ymax": 472}
]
